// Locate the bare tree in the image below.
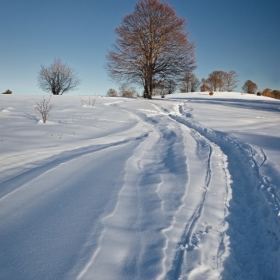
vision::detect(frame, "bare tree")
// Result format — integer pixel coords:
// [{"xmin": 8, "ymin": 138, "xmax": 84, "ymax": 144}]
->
[
  {"xmin": 107, "ymin": 0, "xmax": 196, "ymax": 99},
  {"xmin": 201, "ymin": 70, "xmax": 238, "ymax": 92},
  {"xmin": 200, "ymin": 78, "xmax": 211, "ymax": 92},
  {"xmin": 224, "ymin": 70, "xmax": 238, "ymax": 92},
  {"xmin": 242, "ymin": 80, "xmax": 258, "ymax": 94},
  {"xmin": 106, "ymin": 88, "xmax": 118, "ymax": 97},
  {"xmin": 165, "ymin": 79, "xmax": 177, "ymax": 94},
  {"xmin": 153, "ymin": 80, "xmax": 166, "ymax": 97},
  {"xmin": 35, "ymin": 96, "xmax": 54, "ymax": 123},
  {"xmin": 207, "ymin": 71, "xmax": 225, "ymax": 91},
  {"xmin": 38, "ymin": 58, "xmax": 81, "ymax": 95},
  {"xmin": 180, "ymin": 72, "xmax": 200, "ymax": 92},
  {"xmin": 119, "ymin": 84, "xmax": 137, "ymax": 97}
]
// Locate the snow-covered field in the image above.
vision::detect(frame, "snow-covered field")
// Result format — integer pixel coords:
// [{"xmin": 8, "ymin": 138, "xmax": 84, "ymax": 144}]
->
[{"xmin": 1, "ymin": 92, "xmax": 280, "ymax": 279}]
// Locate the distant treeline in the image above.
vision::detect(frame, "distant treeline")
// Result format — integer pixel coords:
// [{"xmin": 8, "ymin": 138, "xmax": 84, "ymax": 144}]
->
[
  {"xmin": 180, "ymin": 70, "xmax": 280, "ymax": 100},
  {"xmin": 258, "ymin": 89, "xmax": 280, "ymax": 100}
]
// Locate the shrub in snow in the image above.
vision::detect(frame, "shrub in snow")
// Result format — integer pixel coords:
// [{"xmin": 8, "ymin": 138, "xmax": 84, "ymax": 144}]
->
[
  {"xmin": 106, "ymin": 89, "xmax": 118, "ymax": 97},
  {"xmin": 209, "ymin": 91, "xmax": 214, "ymax": 96},
  {"xmin": 260, "ymin": 88, "xmax": 280, "ymax": 100},
  {"xmin": 119, "ymin": 84, "xmax": 137, "ymax": 98},
  {"xmin": 35, "ymin": 96, "xmax": 54, "ymax": 123},
  {"xmin": 2, "ymin": 89, "xmax": 12, "ymax": 94},
  {"xmin": 79, "ymin": 96, "xmax": 96, "ymax": 107}
]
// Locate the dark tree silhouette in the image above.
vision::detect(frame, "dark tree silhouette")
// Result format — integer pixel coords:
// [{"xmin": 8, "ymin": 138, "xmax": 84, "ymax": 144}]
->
[
  {"xmin": 107, "ymin": 0, "xmax": 196, "ymax": 99},
  {"xmin": 38, "ymin": 58, "xmax": 80, "ymax": 95}
]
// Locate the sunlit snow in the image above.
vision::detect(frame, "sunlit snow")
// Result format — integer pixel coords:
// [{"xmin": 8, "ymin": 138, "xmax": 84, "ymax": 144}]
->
[{"xmin": 0, "ymin": 92, "xmax": 279, "ymax": 279}]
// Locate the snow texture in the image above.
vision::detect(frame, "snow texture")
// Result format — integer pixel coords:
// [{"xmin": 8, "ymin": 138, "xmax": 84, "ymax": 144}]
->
[{"xmin": 0, "ymin": 92, "xmax": 280, "ymax": 279}]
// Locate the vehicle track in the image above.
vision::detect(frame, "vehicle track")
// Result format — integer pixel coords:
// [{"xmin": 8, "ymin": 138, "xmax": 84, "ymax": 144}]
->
[
  {"xmin": 0, "ymin": 133, "xmax": 148, "ymax": 201},
  {"xmin": 168, "ymin": 102, "xmax": 280, "ymax": 279}
]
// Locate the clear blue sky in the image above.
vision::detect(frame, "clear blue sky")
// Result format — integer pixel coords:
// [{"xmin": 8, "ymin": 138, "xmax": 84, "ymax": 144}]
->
[{"xmin": 1, "ymin": 0, "xmax": 279, "ymax": 95}]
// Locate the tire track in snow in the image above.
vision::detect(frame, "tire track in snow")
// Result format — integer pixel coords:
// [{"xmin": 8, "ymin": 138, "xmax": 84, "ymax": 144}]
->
[
  {"xmin": 166, "ymin": 143, "xmax": 213, "ymax": 279},
  {"xmin": 76, "ymin": 129, "xmax": 164, "ymax": 280},
  {"xmin": 165, "ymin": 125, "xmax": 230, "ymax": 279},
  {"xmin": 77, "ymin": 105, "xmax": 190, "ymax": 279},
  {"xmin": 0, "ymin": 139, "xmax": 144, "ymax": 280},
  {"xmin": 169, "ymin": 102, "xmax": 280, "ymax": 279},
  {"xmin": 151, "ymin": 102, "xmax": 230, "ymax": 279},
  {"xmin": 0, "ymin": 133, "xmax": 148, "ymax": 202}
]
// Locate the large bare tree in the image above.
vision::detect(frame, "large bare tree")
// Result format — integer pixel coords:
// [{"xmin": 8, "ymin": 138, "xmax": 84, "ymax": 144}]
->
[
  {"xmin": 38, "ymin": 58, "xmax": 80, "ymax": 95},
  {"xmin": 107, "ymin": 0, "xmax": 196, "ymax": 99}
]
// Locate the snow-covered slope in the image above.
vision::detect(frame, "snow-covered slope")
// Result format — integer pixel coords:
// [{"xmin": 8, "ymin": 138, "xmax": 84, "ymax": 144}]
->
[{"xmin": 0, "ymin": 92, "xmax": 279, "ymax": 279}]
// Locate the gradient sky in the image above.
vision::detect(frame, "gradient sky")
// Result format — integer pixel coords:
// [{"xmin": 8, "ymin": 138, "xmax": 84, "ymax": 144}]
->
[{"xmin": 1, "ymin": 0, "xmax": 279, "ymax": 95}]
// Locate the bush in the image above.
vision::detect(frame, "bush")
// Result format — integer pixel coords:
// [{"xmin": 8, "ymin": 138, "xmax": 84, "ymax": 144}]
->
[
  {"xmin": 2, "ymin": 89, "xmax": 12, "ymax": 94},
  {"xmin": 272, "ymin": 90, "xmax": 280, "ymax": 99},
  {"xmin": 35, "ymin": 96, "xmax": 54, "ymax": 123},
  {"xmin": 209, "ymin": 91, "xmax": 214, "ymax": 96},
  {"xmin": 119, "ymin": 84, "xmax": 137, "ymax": 97},
  {"xmin": 261, "ymin": 89, "xmax": 280, "ymax": 100},
  {"xmin": 79, "ymin": 96, "xmax": 96, "ymax": 107},
  {"xmin": 106, "ymin": 89, "xmax": 118, "ymax": 97}
]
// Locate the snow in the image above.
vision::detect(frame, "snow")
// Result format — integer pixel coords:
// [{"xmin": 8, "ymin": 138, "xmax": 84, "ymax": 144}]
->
[{"xmin": 0, "ymin": 92, "xmax": 280, "ymax": 279}]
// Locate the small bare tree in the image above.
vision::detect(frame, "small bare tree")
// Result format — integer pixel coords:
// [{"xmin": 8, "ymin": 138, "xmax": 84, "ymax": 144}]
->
[
  {"xmin": 106, "ymin": 88, "xmax": 118, "ymax": 97},
  {"xmin": 200, "ymin": 78, "xmax": 211, "ymax": 92},
  {"xmin": 38, "ymin": 58, "xmax": 81, "ymax": 95},
  {"xmin": 180, "ymin": 72, "xmax": 200, "ymax": 92},
  {"xmin": 119, "ymin": 84, "xmax": 137, "ymax": 97},
  {"xmin": 242, "ymin": 80, "xmax": 258, "ymax": 94},
  {"xmin": 201, "ymin": 70, "xmax": 238, "ymax": 92},
  {"xmin": 35, "ymin": 96, "xmax": 54, "ymax": 123},
  {"xmin": 165, "ymin": 79, "xmax": 177, "ymax": 94},
  {"xmin": 207, "ymin": 71, "xmax": 224, "ymax": 91},
  {"xmin": 224, "ymin": 70, "xmax": 238, "ymax": 92}
]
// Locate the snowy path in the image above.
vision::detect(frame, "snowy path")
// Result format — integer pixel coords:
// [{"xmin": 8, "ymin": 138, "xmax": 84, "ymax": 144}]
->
[
  {"xmin": 71, "ymin": 101, "xmax": 231, "ymax": 279},
  {"xmin": 168, "ymin": 101, "xmax": 280, "ymax": 279},
  {"xmin": 0, "ymin": 94, "xmax": 280, "ymax": 279}
]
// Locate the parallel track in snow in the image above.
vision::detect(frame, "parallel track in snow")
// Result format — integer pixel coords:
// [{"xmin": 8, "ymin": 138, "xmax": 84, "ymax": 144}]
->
[
  {"xmin": 166, "ymin": 144, "xmax": 214, "ymax": 279},
  {"xmin": 1, "ymin": 97, "xmax": 280, "ymax": 280},
  {"xmin": 0, "ymin": 133, "xmax": 149, "ymax": 201},
  {"xmin": 166, "ymin": 101, "xmax": 280, "ymax": 279}
]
